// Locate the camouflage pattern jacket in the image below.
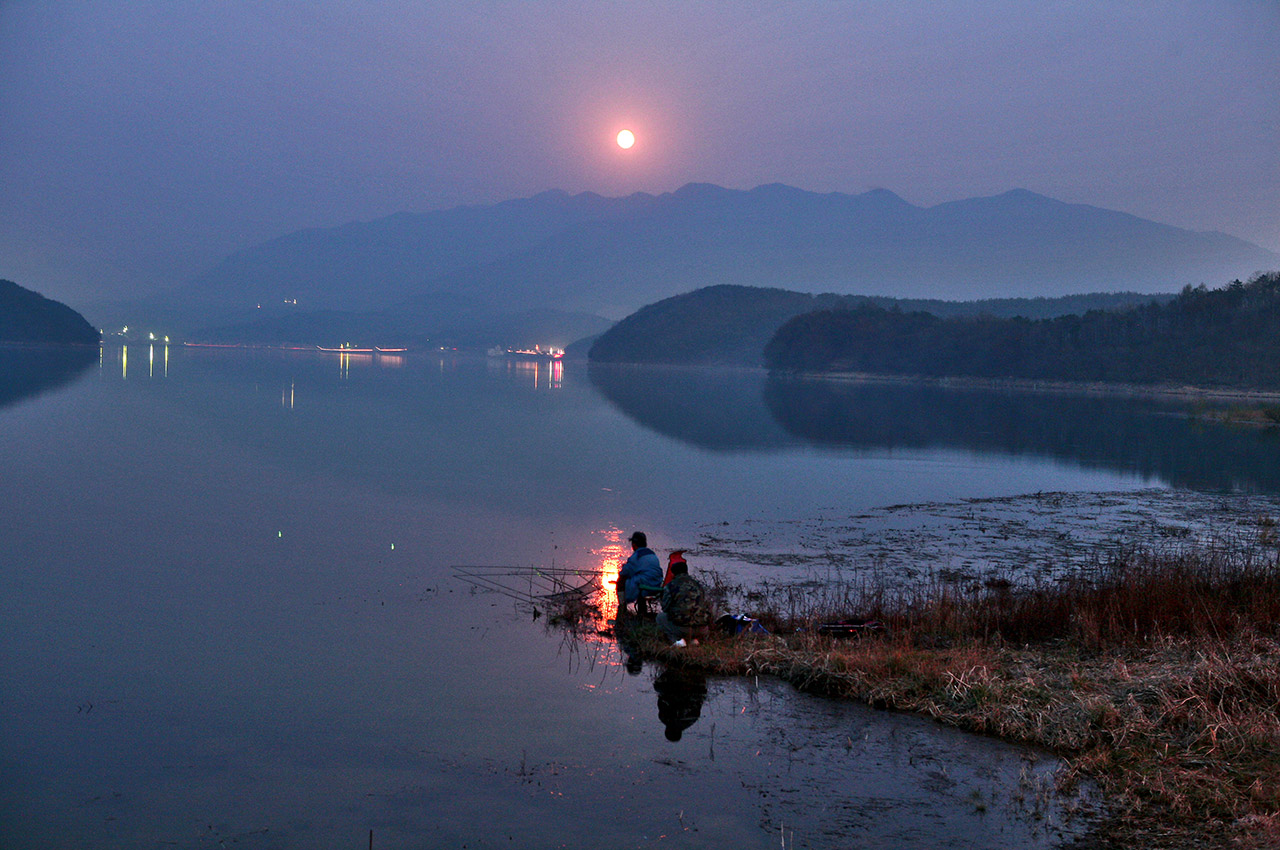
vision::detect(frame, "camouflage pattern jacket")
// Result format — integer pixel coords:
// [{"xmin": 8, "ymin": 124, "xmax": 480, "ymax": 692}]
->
[{"xmin": 660, "ymin": 574, "xmax": 713, "ymax": 627}]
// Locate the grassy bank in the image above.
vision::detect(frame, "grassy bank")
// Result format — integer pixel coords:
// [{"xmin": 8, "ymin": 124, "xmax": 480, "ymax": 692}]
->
[
  {"xmin": 602, "ymin": 544, "xmax": 1280, "ymax": 848},
  {"xmin": 1195, "ymin": 404, "xmax": 1280, "ymax": 428}
]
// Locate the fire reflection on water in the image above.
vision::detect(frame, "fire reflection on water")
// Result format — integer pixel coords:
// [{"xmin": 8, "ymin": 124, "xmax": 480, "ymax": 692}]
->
[
  {"xmin": 521, "ymin": 527, "xmax": 634, "ymax": 684},
  {"xmin": 591, "ymin": 527, "xmax": 625, "ymax": 615}
]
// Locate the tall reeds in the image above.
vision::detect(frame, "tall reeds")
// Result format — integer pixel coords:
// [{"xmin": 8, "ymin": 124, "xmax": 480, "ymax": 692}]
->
[
  {"xmin": 731, "ymin": 541, "xmax": 1280, "ymax": 650},
  {"xmin": 637, "ymin": 543, "xmax": 1280, "ymax": 846}
]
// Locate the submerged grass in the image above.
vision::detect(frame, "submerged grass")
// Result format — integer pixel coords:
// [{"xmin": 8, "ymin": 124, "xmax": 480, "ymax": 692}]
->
[{"xmin": 596, "ymin": 543, "xmax": 1280, "ymax": 848}]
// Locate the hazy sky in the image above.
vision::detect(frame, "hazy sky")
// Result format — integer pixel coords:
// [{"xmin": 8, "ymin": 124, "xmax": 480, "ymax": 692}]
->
[{"xmin": 1, "ymin": 1, "xmax": 1277, "ymax": 306}]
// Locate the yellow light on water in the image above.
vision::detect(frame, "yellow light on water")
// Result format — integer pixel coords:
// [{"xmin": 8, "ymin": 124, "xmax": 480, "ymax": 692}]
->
[{"xmin": 594, "ymin": 528, "xmax": 627, "ymax": 616}]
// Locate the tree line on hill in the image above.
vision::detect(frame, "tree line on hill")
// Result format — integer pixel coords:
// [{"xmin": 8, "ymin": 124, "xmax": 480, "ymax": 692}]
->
[
  {"xmin": 587, "ymin": 284, "xmax": 1173, "ymax": 367},
  {"xmin": 763, "ymin": 272, "xmax": 1280, "ymax": 389}
]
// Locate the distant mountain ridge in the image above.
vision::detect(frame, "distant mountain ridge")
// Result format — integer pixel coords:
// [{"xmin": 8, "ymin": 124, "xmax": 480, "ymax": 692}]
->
[{"xmin": 128, "ymin": 183, "xmax": 1277, "ymax": 345}]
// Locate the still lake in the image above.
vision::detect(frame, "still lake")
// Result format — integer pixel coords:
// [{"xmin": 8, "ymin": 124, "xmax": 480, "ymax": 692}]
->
[{"xmin": 4, "ymin": 346, "xmax": 1280, "ymax": 849}]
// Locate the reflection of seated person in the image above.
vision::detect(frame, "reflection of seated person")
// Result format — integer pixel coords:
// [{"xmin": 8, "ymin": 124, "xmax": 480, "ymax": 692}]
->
[
  {"xmin": 654, "ymin": 666, "xmax": 708, "ymax": 742},
  {"xmin": 616, "ymin": 531, "xmax": 663, "ymax": 616},
  {"xmin": 614, "ymin": 619, "xmax": 645, "ymax": 675},
  {"xmin": 657, "ymin": 557, "xmax": 714, "ymax": 644}
]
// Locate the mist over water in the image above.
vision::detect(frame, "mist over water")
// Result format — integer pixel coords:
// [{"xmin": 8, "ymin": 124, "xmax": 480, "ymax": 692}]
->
[{"xmin": 6, "ymin": 348, "xmax": 1278, "ymax": 847}]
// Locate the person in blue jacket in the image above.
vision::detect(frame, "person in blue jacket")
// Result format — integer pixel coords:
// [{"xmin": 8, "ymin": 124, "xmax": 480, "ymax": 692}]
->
[{"xmin": 616, "ymin": 531, "xmax": 663, "ymax": 615}]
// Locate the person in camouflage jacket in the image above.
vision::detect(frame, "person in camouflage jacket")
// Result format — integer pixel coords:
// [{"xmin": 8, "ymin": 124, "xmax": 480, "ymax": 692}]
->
[{"xmin": 657, "ymin": 558, "xmax": 714, "ymax": 644}]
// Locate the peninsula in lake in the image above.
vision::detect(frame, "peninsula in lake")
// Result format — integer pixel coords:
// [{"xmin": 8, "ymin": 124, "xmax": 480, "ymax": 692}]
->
[
  {"xmin": 585, "ymin": 285, "xmax": 1175, "ymax": 367},
  {"xmin": 0, "ymin": 279, "xmax": 99, "ymax": 410},
  {"xmin": 765, "ymin": 271, "xmax": 1280, "ymax": 390},
  {"xmin": 1, "ymin": 278, "xmax": 99, "ymax": 346}
]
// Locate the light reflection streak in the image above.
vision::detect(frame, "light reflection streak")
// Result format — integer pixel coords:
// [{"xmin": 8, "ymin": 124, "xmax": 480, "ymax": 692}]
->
[
  {"xmin": 593, "ymin": 527, "xmax": 626, "ymax": 629},
  {"xmin": 148, "ymin": 344, "xmax": 154, "ymax": 378},
  {"xmin": 337, "ymin": 351, "xmax": 373, "ymax": 379},
  {"xmin": 508, "ymin": 358, "xmax": 564, "ymax": 389},
  {"xmin": 121, "ymin": 345, "xmax": 128, "ymax": 379},
  {"xmin": 282, "ymin": 381, "xmax": 295, "ymax": 410}
]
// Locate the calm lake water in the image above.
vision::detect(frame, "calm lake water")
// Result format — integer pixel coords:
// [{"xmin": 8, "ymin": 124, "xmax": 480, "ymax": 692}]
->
[{"xmin": 4, "ymin": 346, "xmax": 1280, "ymax": 849}]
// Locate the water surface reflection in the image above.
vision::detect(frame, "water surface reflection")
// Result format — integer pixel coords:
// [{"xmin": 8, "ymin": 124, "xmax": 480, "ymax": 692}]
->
[
  {"xmin": 0, "ymin": 349, "xmax": 1156, "ymax": 847},
  {"xmin": 0, "ymin": 346, "xmax": 97, "ymax": 410},
  {"xmin": 654, "ymin": 666, "xmax": 708, "ymax": 741},
  {"xmin": 588, "ymin": 363, "xmax": 1280, "ymax": 493}
]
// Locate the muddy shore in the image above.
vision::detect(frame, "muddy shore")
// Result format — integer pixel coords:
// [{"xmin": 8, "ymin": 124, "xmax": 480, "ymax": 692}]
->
[{"xmin": 581, "ymin": 495, "xmax": 1280, "ymax": 849}]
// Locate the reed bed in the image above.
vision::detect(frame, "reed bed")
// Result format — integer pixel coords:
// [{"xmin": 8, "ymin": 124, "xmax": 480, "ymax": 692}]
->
[{"xmin": 609, "ymin": 543, "xmax": 1280, "ymax": 848}]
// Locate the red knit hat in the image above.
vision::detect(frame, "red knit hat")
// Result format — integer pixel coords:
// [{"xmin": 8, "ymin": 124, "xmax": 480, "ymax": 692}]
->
[{"xmin": 664, "ymin": 550, "xmax": 687, "ymax": 586}]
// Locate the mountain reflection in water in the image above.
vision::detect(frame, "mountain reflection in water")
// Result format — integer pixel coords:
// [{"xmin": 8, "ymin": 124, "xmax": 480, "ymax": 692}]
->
[
  {"xmin": 3, "ymin": 349, "xmax": 1116, "ymax": 848},
  {"xmin": 0, "ymin": 346, "xmax": 97, "ymax": 412},
  {"xmin": 588, "ymin": 364, "xmax": 1280, "ymax": 494}
]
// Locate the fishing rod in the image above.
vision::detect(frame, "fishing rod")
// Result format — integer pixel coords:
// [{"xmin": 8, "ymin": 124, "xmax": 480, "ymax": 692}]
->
[{"xmin": 451, "ymin": 565, "xmax": 602, "ymax": 603}]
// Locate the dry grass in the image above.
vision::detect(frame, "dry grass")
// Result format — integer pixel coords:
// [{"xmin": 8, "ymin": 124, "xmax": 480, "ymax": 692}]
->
[
  {"xmin": 1196, "ymin": 404, "xmax": 1280, "ymax": 427},
  {"xmin": 602, "ymin": 545, "xmax": 1280, "ymax": 848}
]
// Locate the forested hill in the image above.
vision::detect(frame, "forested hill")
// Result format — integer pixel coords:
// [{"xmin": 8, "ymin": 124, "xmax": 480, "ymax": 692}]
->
[
  {"xmin": 764, "ymin": 272, "xmax": 1280, "ymax": 389},
  {"xmin": 587, "ymin": 285, "xmax": 1172, "ymax": 366},
  {"xmin": 0, "ymin": 279, "xmax": 99, "ymax": 345}
]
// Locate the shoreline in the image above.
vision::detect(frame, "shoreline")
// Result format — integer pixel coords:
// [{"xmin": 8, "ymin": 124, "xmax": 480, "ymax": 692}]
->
[
  {"xmin": 785, "ymin": 369, "xmax": 1280, "ymax": 405},
  {"xmin": 586, "ymin": 538, "xmax": 1280, "ymax": 850},
  {"xmin": 628, "ymin": 632, "xmax": 1259, "ymax": 849},
  {"xmin": 587, "ymin": 357, "xmax": 1280, "ymax": 405}
]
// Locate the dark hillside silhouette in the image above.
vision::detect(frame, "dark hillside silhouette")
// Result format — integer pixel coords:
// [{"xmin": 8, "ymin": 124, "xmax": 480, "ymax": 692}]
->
[
  {"xmin": 588, "ymin": 284, "xmax": 1172, "ymax": 367},
  {"xmin": 765, "ymin": 272, "xmax": 1280, "ymax": 389},
  {"xmin": 0, "ymin": 279, "xmax": 99, "ymax": 345}
]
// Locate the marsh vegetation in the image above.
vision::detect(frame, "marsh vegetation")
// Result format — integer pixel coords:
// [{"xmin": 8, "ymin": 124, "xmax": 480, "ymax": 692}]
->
[{"xmin": 555, "ymin": 521, "xmax": 1280, "ymax": 848}]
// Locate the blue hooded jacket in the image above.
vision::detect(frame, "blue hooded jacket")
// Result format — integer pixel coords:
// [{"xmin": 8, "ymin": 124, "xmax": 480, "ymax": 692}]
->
[{"xmin": 618, "ymin": 546, "xmax": 662, "ymax": 601}]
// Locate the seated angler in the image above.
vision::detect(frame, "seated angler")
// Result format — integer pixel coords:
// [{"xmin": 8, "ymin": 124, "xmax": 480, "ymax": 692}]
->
[
  {"xmin": 657, "ymin": 555, "xmax": 715, "ymax": 646},
  {"xmin": 616, "ymin": 531, "xmax": 663, "ymax": 616}
]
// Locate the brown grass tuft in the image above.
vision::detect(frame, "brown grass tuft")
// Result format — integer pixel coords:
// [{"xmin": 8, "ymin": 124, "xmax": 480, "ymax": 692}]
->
[{"xmin": 596, "ymin": 544, "xmax": 1280, "ymax": 847}]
